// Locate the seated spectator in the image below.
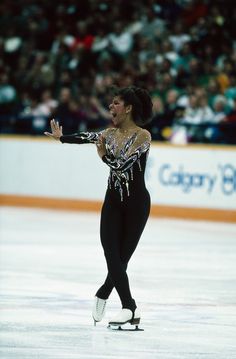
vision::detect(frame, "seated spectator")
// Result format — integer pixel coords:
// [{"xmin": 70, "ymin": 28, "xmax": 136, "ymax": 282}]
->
[
  {"xmin": 3, "ymin": 28, "xmax": 22, "ymax": 68},
  {"xmin": 141, "ymin": 8, "xmax": 166, "ymax": 39},
  {"xmin": 177, "ymin": 93, "xmax": 214, "ymax": 143},
  {"xmin": 169, "ymin": 22, "xmax": 191, "ymax": 53},
  {"xmin": 36, "ymin": 89, "xmax": 58, "ymax": 117},
  {"xmin": 51, "ymin": 87, "xmax": 80, "ymax": 133},
  {"xmin": 16, "ymin": 94, "xmax": 48, "ymax": 135},
  {"xmin": 145, "ymin": 95, "xmax": 164, "ymax": 140},
  {"xmin": 150, "ymin": 89, "xmax": 185, "ymax": 142},
  {"xmin": 125, "ymin": 10, "xmax": 144, "ymax": 36},
  {"xmin": 181, "ymin": 94, "xmax": 214, "ymax": 125},
  {"xmin": 225, "ymin": 97, "xmax": 236, "ymax": 124},
  {"xmin": 71, "ymin": 21, "xmax": 94, "ymax": 51},
  {"xmin": 78, "ymin": 95, "xmax": 110, "ymax": 131},
  {"xmin": 204, "ymin": 95, "xmax": 229, "ymax": 143},
  {"xmin": 92, "ymin": 28, "xmax": 109, "ymax": 55},
  {"xmin": 220, "ymin": 97, "xmax": 236, "ymax": 144},
  {"xmin": 160, "ymin": 40, "xmax": 180, "ymax": 67},
  {"xmin": 23, "ymin": 52, "xmax": 55, "ymax": 92},
  {"xmin": 211, "ymin": 95, "xmax": 228, "ymax": 123},
  {"xmin": 108, "ymin": 21, "xmax": 133, "ymax": 67},
  {"xmin": 163, "ymin": 89, "xmax": 182, "ymax": 130},
  {"xmin": 224, "ymin": 75, "xmax": 236, "ymax": 107},
  {"xmin": 0, "ymin": 73, "xmax": 17, "ymax": 111}
]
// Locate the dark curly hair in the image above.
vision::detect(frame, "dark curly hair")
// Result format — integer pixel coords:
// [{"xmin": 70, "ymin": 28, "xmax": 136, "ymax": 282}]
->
[{"xmin": 112, "ymin": 86, "xmax": 153, "ymax": 126}]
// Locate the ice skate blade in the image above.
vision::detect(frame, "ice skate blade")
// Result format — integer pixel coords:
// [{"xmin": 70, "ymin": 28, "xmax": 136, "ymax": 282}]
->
[{"xmin": 107, "ymin": 324, "xmax": 144, "ymax": 331}]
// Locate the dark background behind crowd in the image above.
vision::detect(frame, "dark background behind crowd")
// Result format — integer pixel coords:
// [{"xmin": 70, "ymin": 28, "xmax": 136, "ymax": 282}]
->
[{"xmin": 0, "ymin": 0, "xmax": 236, "ymax": 144}]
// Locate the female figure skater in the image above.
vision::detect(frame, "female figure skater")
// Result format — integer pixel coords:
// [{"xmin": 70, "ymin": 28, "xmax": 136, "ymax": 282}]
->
[{"xmin": 45, "ymin": 86, "xmax": 152, "ymax": 329}]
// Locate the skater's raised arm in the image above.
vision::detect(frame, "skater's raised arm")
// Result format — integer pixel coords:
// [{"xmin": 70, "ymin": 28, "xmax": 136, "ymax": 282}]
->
[
  {"xmin": 44, "ymin": 119, "xmax": 102, "ymax": 144},
  {"xmin": 60, "ymin": 132, "xmax": 101, "ymax": 144}
]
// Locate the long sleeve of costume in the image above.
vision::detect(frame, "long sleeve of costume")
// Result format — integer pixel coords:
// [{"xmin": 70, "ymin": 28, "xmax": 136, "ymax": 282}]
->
[{"xmin": 60, "ymin": 131, "xmax": 101, "ymax": 144}]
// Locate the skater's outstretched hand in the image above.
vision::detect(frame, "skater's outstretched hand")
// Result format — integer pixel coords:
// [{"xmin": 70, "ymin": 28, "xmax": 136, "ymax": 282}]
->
[
  {"xmin": 44, "ymin": 119, "xmax": 63, "ymax": 140},
  {"xmin": 96, "ymin": 134, "xmax": 106, "ymax": 158}
]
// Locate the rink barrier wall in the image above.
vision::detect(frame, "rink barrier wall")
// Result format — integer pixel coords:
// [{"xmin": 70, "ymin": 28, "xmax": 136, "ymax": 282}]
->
[{"xmin": 0, "ymin": 135, "xmax": 236, "ymax": 222}]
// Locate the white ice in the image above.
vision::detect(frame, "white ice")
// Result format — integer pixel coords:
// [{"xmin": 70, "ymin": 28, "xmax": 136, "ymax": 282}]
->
[{"xmin": 0, "ymin": 207, "xmax": 236, "ymax": 359}]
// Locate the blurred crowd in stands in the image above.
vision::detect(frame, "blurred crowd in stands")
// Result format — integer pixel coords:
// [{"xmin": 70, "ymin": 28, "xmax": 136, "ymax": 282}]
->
[{"xmin": 0, "ymin": 0, "xmax": 235, "ymax": 144}]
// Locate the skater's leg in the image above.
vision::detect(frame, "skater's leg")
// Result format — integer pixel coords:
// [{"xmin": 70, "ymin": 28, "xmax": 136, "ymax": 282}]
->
[
  {"xmin": 98, "ymin": 193, "xmax": 135, "ymax": 308},
  {"xmin": 96, "ymin": 261, "xmax": 128, "ymax": 299},
  {"xmin": 119, "ymin": 192, "xmax": 151, "ymax": 310},
  {"xmin": 95, "ymin": 193, "xmax": 123, "ymax": 299},
  {"xmin": 95, "ymin": 273, "xmax": 113, "ymax": 299},
  {"xmin": 120, "ymin": 192, "xmax": 150, "ymax": 265}
]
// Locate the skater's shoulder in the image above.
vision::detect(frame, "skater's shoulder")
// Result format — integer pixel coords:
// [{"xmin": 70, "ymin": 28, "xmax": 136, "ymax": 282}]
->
[
  {"xmin": 102, "ymin": 127, "xmax": 116, "ymax": 137},
  {"xmin": 136, "ymin": 128, "xmax": 152, "ymax": 143}
]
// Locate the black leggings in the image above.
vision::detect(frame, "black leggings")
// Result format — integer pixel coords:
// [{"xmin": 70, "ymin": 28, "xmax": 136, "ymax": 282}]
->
[{"xmin": 96, "ymin": 188, "xmax": 150, "ymax": 311}]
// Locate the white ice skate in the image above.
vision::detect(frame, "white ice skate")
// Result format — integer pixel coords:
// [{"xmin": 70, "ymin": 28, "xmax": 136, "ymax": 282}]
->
[
  {"xmin": 92, "ymin": 296, "xmax": 107, "ymax": 326},
  {"xmin": 108, "ymin": 308, "xmax": 143, "ymax": 331}
]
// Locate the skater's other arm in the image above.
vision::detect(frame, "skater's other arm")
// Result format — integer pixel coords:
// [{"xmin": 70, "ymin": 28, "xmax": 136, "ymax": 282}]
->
[{"xmin": 95, "ymin": 128, "xmax": 114, "ymax": 158}]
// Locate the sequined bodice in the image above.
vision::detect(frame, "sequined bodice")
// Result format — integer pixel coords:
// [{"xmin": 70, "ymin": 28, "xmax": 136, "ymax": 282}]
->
[
  {"xmin": 60, "ymin": 128, "xmax": 151, "ymax": 201},
  {"xmin": 105, "ymin": 129, "xmax": 139, "ymax": 158},
  {"xmin": 103, "ymin": 129, "xmax": 150, "ymax": 201}
]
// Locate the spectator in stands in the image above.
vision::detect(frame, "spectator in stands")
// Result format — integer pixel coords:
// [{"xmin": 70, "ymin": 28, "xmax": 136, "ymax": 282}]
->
[
  {"xmin": 146, "ymin": 95, "xmax": 164, "ymax": 140},
  {"xmin": 108, "ymin": 21, "xmax": 133, "ymax": 69},
  {"xmin": 182, "ymin": 93, "xmax": 214, "ymax": 125},
  {"xmin": 79, "ymin": 95, "xmax": 110, "ymax": 131},
  {"xmin": 15, "ymin": 94, "xmax": 48, "ymax": 135},
  {"xmin": 92, "ymin": 28, "xmax": 109, "ymax": 57},
  {"xmin": 169, "ymin": 22, "xmax": 191, "ymax": 53},
  {"xmin": 0, "ymin": 73, "xmax": 17, "ymax": 111},
  {"xmin": 52, "ymin": 87, "xmax": 80, "ymax": 133},
  {"xmin": 24, "ymin": 52, "xmax": 55, "ymax": 92},
  {"xmin": 71, "ymin": 21, "xmax": 94, "ymax": 52},
  {"xmin": 37, "ymin": 89, "xmax": 58, "ymax": 117},
  {"xmin": 141, "ymin": 8, "xmax": 166, "ymax": 40},
  {"xmin": 211, "ymin": 95, "xmax": 228, "ymax": 123},
  {"xmin": 179, "ymin": 93, "xmax": 214, "ymax": 142},
  {"xmin": 0, "ymin": 72, "xmax": 17, "ymax": 132},
  {"xmin": 225, "ymin": 97, "xmax": 236, "ymax": 124},
  {"xmin": 224, "ymin": 75, "xmax": 236, "ymax": 107}
]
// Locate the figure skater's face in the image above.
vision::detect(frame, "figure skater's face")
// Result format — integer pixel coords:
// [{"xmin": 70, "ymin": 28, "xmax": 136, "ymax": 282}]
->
[{"xmin": 109, "ymin": 96, "xmax": 130, "ymax": 127}]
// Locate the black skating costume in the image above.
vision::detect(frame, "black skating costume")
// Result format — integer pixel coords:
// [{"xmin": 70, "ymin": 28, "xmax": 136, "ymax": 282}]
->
[{"xmin": 60, "ymin": 128, "xmax": 151, "ymax": 312}]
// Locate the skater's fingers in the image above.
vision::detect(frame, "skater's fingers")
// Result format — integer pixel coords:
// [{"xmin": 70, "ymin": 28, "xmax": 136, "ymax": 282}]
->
[
  {"xmin": 50, "ymin": 119, "xmax": 56, "ymax": 131},
  {"xmin": 51, "ymin": 119, "xmax": 57, "ymax": 132},
  {"xmin": 100, "ymin": 135, "xmax": 105, "ymax": 143},
  {"xmin": 44, "ymin": 132, "xmax": 54, "ymax": 138},
  {"xmin": 96, "ymin": 137, "xmax": 102, "ymax": 145}
]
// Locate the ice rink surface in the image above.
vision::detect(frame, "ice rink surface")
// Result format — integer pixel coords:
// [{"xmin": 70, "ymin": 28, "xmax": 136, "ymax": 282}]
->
[{"xmin": 0, "ymin": 206, "xmax": 236, "ymax": 359}]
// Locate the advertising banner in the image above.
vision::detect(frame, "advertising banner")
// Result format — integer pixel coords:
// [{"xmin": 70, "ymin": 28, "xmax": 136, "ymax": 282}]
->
[{"xmin": 146, "ymin": 145, "xmax": 236, "ymax": 210}]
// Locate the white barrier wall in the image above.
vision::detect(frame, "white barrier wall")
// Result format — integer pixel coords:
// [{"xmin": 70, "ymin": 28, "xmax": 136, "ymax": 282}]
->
[
  {"xmin": 0, "ymin": 137, "xmax": 108, "ymax": 200},
  {"xmin": 0, "ymin": 137, "xmax": 236, "ymax": 211}
]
